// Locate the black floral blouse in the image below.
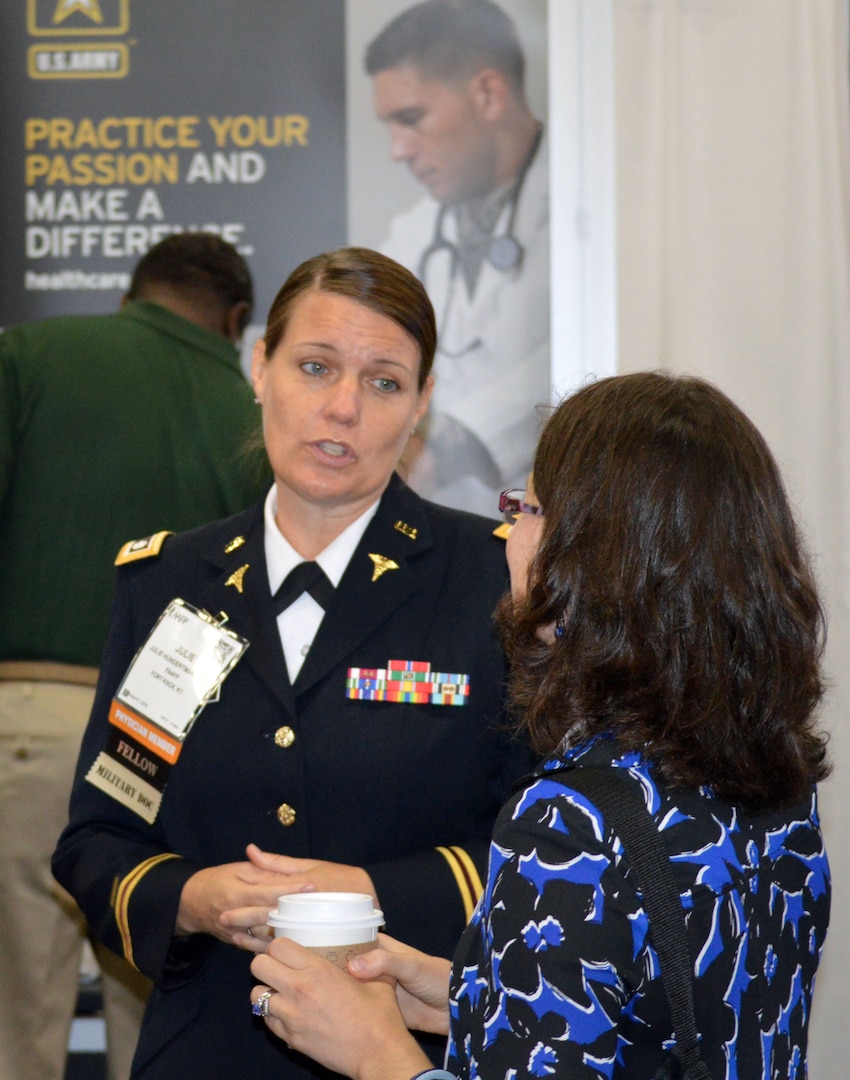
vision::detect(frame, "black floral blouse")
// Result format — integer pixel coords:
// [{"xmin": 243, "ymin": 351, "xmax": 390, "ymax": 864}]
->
[{"xmin": 446, "ymin": 739, "xmax": 830, "ymax": 1079}]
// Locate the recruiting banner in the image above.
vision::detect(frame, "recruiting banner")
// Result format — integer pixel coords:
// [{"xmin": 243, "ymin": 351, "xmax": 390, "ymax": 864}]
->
[
  {"xmin": 0, "ymin": 0, "xmax": 346, "ymax": 323},
  {"xmin": 1, "ymin": 0, "xmax": 551, "ymax": 517}
]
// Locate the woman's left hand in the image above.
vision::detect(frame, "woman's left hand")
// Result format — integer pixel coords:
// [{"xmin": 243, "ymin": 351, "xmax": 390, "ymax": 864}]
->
[
  {"xmin": 250, "ymin": 937, "xmax": 431, "ymax": 1080},
  {"xmin": 245, "ymin": 843, "xmax": 377, "ymax": 898},
  {"xmin": 225, "ymin": 845, "xmax": 378, "ymax": 953}
]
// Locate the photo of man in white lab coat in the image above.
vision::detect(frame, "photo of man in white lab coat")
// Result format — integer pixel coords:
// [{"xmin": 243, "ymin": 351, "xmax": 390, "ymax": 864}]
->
[{"xmin": 364, "ymin": 0, "xmax": 550, "ymax": 515}]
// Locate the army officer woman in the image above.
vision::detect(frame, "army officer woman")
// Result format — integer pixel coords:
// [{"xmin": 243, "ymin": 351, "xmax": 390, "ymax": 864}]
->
[{"xmin": 53, "ymin": 248, "xmax": 529, "ymax": 1080}]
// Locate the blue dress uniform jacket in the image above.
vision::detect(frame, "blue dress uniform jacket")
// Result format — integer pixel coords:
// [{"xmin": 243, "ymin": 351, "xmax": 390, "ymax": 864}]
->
[{"xmin": 53, "ymin": 474, "xmax": 530, "ymax": 1080}]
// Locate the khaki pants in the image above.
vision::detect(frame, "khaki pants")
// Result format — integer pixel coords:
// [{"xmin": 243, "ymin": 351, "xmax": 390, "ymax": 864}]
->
[{"xmin": 0, "ymin": 681, "xmax": 151, "ymax": 1080}]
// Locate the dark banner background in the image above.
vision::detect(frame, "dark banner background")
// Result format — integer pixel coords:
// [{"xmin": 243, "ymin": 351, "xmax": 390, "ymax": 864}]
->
[{"xmin": 0, "ymin": 0, "xmax": 346, "ymax": 324}]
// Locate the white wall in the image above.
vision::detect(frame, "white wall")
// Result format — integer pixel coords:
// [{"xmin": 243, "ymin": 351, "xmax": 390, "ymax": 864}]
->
[{"xmin": 610, "ymin": 2, "xmax": 850, "ymax": 1074}]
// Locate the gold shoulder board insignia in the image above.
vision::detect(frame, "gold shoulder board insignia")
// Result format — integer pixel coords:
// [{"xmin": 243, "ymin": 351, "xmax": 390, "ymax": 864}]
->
[
  {"xmin": 368, "ymin": 553, "xmax": 399, "ymax": 582},
  {"xmin": 114, "ymin": 531, "xmax": 174, "ymax": 566},
  {"xmin": 492, "ymin": 522, "xmax": 512, "ymax": 541}
]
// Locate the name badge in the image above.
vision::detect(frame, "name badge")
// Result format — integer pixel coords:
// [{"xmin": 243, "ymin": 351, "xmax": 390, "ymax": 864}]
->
[
  {"xmin": 115, "ymin": 598, "xmax": 247, "ymax": 738},
  {"xmin": 86, "ymin": 599, "xmax": 248, "ymax": 822}
]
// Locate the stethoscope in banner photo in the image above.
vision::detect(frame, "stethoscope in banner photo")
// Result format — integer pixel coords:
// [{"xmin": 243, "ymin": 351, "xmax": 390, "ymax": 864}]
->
[{"xmin": 416, "ymin": 124, "xmax": 542, "ymax": 360}]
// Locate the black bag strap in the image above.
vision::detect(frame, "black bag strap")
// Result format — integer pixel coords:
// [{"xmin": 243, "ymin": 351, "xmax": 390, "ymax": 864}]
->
[{"xmin": 543, "ymin": 765, "xmax": 712, "ymax": 1080}]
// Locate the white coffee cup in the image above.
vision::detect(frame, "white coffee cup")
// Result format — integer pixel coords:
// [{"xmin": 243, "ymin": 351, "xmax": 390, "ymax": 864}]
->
[{"xmin": 267, "ymin": 892, "xmax": 384, "ymax": 969}]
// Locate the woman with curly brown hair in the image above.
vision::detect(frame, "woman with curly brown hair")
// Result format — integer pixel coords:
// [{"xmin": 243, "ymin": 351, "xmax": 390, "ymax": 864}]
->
[{"xmin": 251, "ymin": 372, "xmax": 831, "ymax": 1079}]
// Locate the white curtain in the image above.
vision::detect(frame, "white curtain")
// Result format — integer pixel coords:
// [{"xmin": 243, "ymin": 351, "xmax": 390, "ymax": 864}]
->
[{"xmin": 613, "ymin": 1, "xmax": 850, "ymax": 1074}]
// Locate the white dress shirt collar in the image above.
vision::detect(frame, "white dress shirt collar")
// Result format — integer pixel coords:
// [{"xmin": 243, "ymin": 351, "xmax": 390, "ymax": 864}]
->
[
  {"xmin": 262, "ymin": 487, "xmax": 380, "ymax": 593},
  {"xmin": 261, "ymin": 487, "xmax": 381, "ymax": 682}
]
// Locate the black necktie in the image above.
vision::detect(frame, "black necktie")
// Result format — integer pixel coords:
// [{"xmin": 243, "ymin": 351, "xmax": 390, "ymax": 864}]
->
[{"xmin": 272, "ymin": 561, "xmax": 335, "ymax": 616}]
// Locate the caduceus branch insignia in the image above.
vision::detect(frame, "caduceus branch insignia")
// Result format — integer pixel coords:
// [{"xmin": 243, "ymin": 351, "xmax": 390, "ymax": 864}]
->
[{"xmin": 368, "ymin": 554, "xmax": 399, "ymax": 582}]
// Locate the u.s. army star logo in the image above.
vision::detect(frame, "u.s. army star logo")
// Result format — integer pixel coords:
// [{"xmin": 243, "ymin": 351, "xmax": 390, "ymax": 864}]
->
[
  {"xmin": 54, "ymin": 0, "xmax": 104, "ymax": 24},
  {"xmin": 368, "ymin": 554, "xmax": 399, "ymax": 582}
]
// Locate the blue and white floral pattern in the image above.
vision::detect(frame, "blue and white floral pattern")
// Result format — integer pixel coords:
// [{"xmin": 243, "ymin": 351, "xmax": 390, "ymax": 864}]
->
[{"xmin": 446, "ymin": 739, "xmax": 829, "ymax": 1079}]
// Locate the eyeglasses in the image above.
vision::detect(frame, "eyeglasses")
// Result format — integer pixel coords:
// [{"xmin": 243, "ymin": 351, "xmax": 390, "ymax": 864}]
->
[{"xmin": 499, "ymin": 489, "xmax": 544, "ymax": 524}]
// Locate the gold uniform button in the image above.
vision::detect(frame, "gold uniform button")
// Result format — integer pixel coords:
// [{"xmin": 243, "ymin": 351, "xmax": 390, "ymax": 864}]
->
[
  {"xmin": 274, "ymin": 726, "xmax": 295, "ymax": 749},
  {"xmin": 277, "ymin": 803, "xmax": 296, "ymax": 827}
]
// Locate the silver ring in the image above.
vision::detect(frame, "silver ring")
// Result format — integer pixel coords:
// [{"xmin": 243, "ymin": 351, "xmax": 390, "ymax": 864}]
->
[
  {"xmin": 252, "ymin": 989, "xmax": 273, "ymax": 1018},
  {"xmin": 246, "ymin": 927, "xmax": 255, "ymax": 937}
]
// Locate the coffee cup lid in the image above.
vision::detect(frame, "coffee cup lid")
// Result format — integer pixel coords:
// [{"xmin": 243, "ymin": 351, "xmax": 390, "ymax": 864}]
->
[{"xmin": 267, "ymin": 891, "xmax": 384, "ymax": 930}]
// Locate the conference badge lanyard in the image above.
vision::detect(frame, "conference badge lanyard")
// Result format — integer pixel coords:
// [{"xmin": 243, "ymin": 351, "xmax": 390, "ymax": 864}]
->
[{"xmin": 85, "ymin": 598, "xmax": 248, "ymax": 823}]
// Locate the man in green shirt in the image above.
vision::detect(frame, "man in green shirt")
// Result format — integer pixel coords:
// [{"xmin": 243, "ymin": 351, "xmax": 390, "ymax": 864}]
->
[{"xmin": 0, "ymin": 233, "xmax": 266, "ymax": 1080}]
